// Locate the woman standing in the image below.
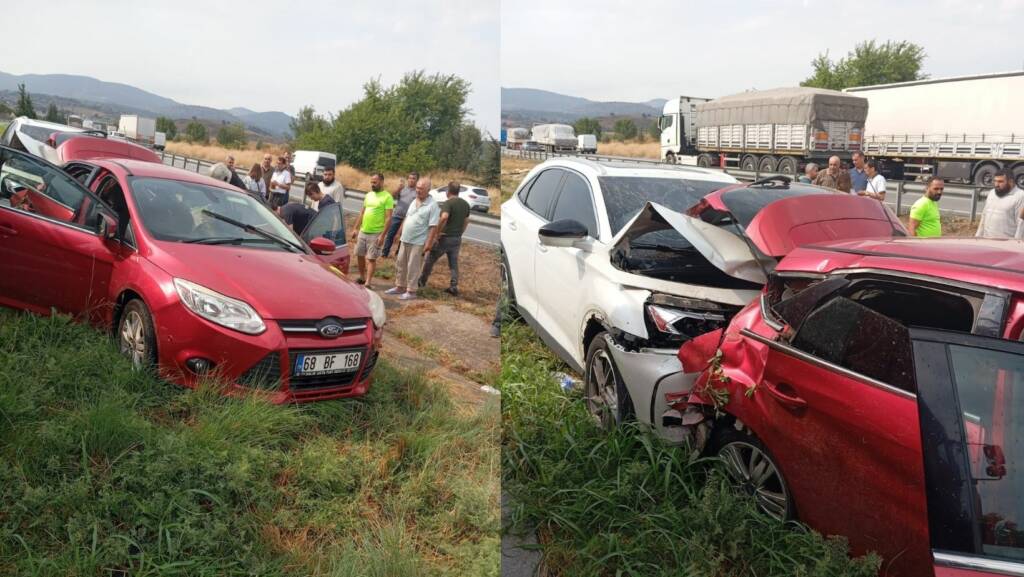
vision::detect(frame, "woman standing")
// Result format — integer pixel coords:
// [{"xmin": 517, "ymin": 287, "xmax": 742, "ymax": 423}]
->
[{"xmin": 245, "ymin": 163, "xmax": 267, "ymax": 200}]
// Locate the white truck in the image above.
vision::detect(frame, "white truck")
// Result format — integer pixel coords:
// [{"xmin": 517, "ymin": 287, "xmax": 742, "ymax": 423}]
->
[
  {"xmin": 659, "ymin": 87, "xmax": 868, "ymax": 176},
  {"xmin": 531, "ymin": 123, "xmax": 576, "ymax": 152},
  {"xmin": 153, "ymin": 131, "xmax": 166, "ymax": 151},
  {"xmin": 658, "ymin": 95, "xmax": 710, "ymax": 164},
  {"xmin": 506, "ymin": 127, "xmax": 530, "ymax": 150},
  {"xmin": 118, "ymin": 114, "xmax": 157, "ymax": 146},
  {"xmin": 577, "ymin": 134, "xmax": 597, "ymax": 154},
  {"xmin": 845, "ymin": 71, "xmax": 1024, "ymax": 187}
]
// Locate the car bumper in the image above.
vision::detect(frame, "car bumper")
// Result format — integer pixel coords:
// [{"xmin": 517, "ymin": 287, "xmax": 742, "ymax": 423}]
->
[
  {"xmin": 153, "ymin": 302, "xmax": 382, "ymax": 403},
  {"xmin": 604, "ymin": 338, "xmax": 694, "ymax": 432}
]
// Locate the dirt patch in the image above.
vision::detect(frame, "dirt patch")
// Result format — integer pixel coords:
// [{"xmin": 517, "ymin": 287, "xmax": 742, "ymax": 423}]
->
[
  {"xmin": 389, "ymin": 306, "xmax": 499, "ymax": 375},
  {"xmin": 897, "ymin": 214, "xmax": 976, "ymax": 237},
  {"xmin": 381, "ymin": 333, "xmax": 489, "ymax": 407}
]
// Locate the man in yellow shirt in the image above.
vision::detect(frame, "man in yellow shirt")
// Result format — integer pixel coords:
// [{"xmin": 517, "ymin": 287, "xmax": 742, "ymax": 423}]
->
[
  {"xmin": 909, "ymin": 176, "xmax": 944, "ymax": 238},
  {"xmin": 350, "ymin": 173, "xmax": 395, "ymax": 288}
]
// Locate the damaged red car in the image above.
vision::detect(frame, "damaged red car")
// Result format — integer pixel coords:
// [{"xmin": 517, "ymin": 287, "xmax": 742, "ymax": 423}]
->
[{"xmin": 669, "ymin": 238, "xmax": 1024, "ymax": 577}]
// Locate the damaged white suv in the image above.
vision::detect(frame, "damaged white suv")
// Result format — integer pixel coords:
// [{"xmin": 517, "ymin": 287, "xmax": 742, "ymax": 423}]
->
[{"xmin": 500, "ymin": 158, "xmax": 903, "ymax": 439}]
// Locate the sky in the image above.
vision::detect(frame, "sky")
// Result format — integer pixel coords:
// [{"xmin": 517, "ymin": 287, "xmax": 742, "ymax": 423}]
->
[
  {"xmin": 2, "ymin": 0, "xmax": 500, "ymax": 135},
  {"xmin": 502, "ymin": 0, "xmax": 1024, "ymax": 104}
]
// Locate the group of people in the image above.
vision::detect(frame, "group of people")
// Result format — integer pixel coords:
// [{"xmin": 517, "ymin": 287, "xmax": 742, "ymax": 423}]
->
[{"xmin": 798, "ymin": 151, "xmax": 1024, "ymax": 239}]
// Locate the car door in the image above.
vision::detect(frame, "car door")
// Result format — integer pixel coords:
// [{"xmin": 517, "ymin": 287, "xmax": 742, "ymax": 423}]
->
[
  {"xmin": 302, "ymin": 202, "xmax": 349, "ymax": 270},
  {"xmin": 912, "ymin": 330, "xmax": 1024, "ymax": 577},
  {"xmin": 501, "ymin": 168, "xmax": 565, "ymax": 320},
  {"xmin": 533, "ymin": 169, "xmax": 600, "ymax": 358},
  {"xmin": 735, "ymin": 290, "xmax": 931, "ymax": 576},
  {"xmin": 0, "ymin": 146, "xmax": 119, "ymax": 318}
]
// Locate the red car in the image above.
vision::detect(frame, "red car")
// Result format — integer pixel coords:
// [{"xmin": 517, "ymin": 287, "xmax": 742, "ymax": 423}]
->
[
  {"xmin": 672, "ymin": 237, "xmax": 1024, "ymax": 576},
  {"xmin": 0, "ymin": 144, "xmax": 380, "ymax": 403}
]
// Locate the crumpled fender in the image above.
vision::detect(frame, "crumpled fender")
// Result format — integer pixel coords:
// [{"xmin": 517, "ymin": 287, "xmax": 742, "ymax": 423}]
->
[{"xmin": 682, "ymin": 303, "xmax": 769, "ymax": 405}]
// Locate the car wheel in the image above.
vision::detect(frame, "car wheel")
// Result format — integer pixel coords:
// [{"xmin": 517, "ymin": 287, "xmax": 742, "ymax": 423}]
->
[
  {"xmin": 584, "ymin": 332, "xmax": 634, "ymax": 429},
  {"xmin": 118, "ymin": 299, "xmax": 157, "ymax": 370},
  {"xmin": 499, "ymin": 250, "xmax": 520, "ymax": 320},
  {"xmin": 715, "ymin": 426, "xmax": 794, "ymax": 521}
]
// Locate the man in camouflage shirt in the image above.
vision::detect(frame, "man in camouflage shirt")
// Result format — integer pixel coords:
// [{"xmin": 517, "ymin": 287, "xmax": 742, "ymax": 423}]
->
[{"xmin": 813, "ymin": 155, "xmax": 852, "ymax": 193}]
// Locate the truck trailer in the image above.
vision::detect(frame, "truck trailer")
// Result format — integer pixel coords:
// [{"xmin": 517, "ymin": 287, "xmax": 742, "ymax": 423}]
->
[
  {"xmin": 845, "ymin": 71, "xmax": 1024, "ymax": 187},
  {"xmin": 530, "ymin": 123, "xmax": 576, "ymax": 152},
  {"xmin": 659, "ymin": 87, "xmax": 868, "ymax": 176},
  {"xmin": 118, "ymin": 115, "xmax": 157, "ymax": 146},
  {"xmin": 506, "ymin": 127, "xmax": 529, "ymax": 150}
]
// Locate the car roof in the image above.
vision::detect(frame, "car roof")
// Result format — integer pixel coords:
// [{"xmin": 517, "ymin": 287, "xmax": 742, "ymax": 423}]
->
[
  {"xmin": 86, "ymin": 158, "xmax": 240, "ymax": 191},
  {"xmin": 780, "ymin": 237, "xmax": 1024, "ymax": 293},
  {"xmin": 536, "ymin": 157, "xmax": 738, "ymax": 184}
]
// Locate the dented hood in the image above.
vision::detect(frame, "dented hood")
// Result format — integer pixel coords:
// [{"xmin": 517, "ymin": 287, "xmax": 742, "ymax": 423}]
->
[{"xmin": 612, "ymin": 202, "xmax": 767, "ymax": 284}]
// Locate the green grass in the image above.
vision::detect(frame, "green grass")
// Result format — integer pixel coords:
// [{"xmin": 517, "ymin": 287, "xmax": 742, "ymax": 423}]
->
[
  {"xmin": 501, "ymin": 319, "xmax": 882, "ymax": 577},
  {"xmin": 0, "ymin": 310, "xmax": 499, "ymax": 576}
]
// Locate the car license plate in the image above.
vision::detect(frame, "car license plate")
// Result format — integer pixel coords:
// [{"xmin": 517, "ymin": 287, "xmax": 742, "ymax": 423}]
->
[{"xmin": 293, "ymin": 351, "xmax": 362, "ymax": 376}]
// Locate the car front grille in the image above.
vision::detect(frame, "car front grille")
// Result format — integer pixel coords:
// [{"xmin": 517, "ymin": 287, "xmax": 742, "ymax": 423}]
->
[
  {"xmin": 277, "ymin": 318, "xmax": 369, "ymax": 337},
  {"xmin": 238, "ymin": 353, "xmax": 282, "ymax": 390}
]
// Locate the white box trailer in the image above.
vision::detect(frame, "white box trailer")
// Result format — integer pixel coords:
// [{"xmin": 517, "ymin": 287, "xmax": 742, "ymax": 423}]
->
[
  {"xmin": 118, "ymin": 115, "xmax": 156, "ymax": 146},
  {"xmin": 506, "ymin": 127, "xmax": 530, "ymax": 150},
  {"xmin": 845, "ymin": 71, "xmax": 1024, "ymax": 186},
  {"xmin": 531, "ymin": 124, "xmax": 576, "ymax": 152}
]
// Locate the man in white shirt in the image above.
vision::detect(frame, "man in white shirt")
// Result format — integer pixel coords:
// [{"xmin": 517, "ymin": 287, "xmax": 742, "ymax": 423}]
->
[
  {"xmin": 311, "ymin": 166, "xmax": 344, "ymax": 211},
  {"xmin": 269, "ymin": 155, "xmax": 292, "ymax": 209},
  {"xmin": 976, "ymin": 168, "xmax": 1024, "ymax": 239},
  {"xmin": 858, "ymin": 160, "xmax": 887, "ymax": 202}
]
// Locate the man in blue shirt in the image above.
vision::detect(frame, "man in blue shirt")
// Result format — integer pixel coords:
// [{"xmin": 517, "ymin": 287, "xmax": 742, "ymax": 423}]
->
[{"xmin": 849, "ymin": 151, "xmax": 868, "ymax": 193}]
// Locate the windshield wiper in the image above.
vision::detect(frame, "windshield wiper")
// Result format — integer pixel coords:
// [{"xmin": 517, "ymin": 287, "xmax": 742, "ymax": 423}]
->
[
  {"xmin": 200, "ymin": 210, "xmax": 303, "ymax": 253},
  {"xmin": 183, "ymin": 237, "xmax": 247, "ymax": 245}
]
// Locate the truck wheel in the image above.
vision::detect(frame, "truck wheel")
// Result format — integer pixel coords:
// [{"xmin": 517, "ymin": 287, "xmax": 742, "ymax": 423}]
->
[
  {"xmin": 665, "ymin": 152, "xmax": 677, "ymax": 164},
  {"xmin": 758, "ymin": 156, "xmax": 778, "ymax": 173},
  {"xmin": 741, "ymin": 155, "xmax": 758, "ymax": 172},
  {"xmin": 697, "ymin": 154, "xmax": 713, "ymax": 168},
  {"xmin": 777, "ymin": 157, "xmax": 797, "ymax": 176},
  {"xmin": 973, "ymin": 163, "xmax": 1000, "ymax": 187},
  {"xmin": 1012, "ymin": 164, "xmax": 1024, "ymax": 189}
]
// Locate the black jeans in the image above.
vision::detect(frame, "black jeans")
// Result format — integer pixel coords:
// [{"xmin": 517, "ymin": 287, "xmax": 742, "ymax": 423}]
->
[
  {"xmin": 381, "ymin": 215, "xmax": 404, "ymax": 257},
  {"xmin": 418, "ymin": 235, "xmax": 462, "ymax": 289}
]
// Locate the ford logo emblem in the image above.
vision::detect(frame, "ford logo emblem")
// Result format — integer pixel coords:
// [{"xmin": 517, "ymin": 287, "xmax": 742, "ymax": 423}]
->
[{"xmin": 316, "ymin": 318, "xmax": 345, "ymax": 338}]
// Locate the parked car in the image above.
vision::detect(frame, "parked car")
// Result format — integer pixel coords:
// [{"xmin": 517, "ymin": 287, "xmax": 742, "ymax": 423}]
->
[
  {"xmin": 501, "ymin": 159, "xmax": 905, "ymax": 432},
  {"xmin": 430, "ymin": 184, "xmax": 491, "ymax": 213},
  {"xmin": 669, "ymin": 238, "xmax": 1024, "ymax": 577},
  {"xmin": 1, "ymin": 117, "xmax": 87, "ymax": 163},
  {"xmin": 0, "ymin": 144, "xmax": 380, "ymax": 403}
]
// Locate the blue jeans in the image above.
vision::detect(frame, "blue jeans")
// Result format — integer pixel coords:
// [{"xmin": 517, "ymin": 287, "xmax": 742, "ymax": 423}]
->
[{"xmin": 381, "ymin": 215, "xmax": 404, "ymax": 257}]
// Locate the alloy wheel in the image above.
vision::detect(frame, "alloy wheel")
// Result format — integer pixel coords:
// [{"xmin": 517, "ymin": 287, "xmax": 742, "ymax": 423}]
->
[
  {"xmin": 119, "ymin": 310, "xmax": 147, "ymax": 369},
  {"xmin": 719, "ymin": 440, "xmax": 790, "ymax": 521},
  {"xmin": 585, "ymin": 349, "xmax": 619, "ymax": 428}
]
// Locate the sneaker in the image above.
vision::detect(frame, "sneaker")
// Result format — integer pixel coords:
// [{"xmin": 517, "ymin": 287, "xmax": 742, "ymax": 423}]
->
[
  {"xmin": 399, "ymin": 292, "xmax": 417, "ymax": 300},
  {"xmin": 384, "ymin": 287, "xmax": 402, "ymax": 295},
  {"xmin": 355, "ymin": 277, "xmax": 366, "ymax": 285},
  {"xmin": 444, "ymin": 287, "xmax": 459, "ymax": 297}
]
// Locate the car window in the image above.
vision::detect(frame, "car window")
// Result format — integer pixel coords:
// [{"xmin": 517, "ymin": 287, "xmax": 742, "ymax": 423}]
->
[
  {"xmin": 522, "ymin": 169, "xmax": 564, "ymax": 218},
  {"xmin": 303, "ymin": 202, "xmax": 346, "ymax": 245},
  {"xmin": 947, "ymin": 344, "xmax": 1024, "ymax": 561},
  {"xmin": 791, "ymin": 296, "xmax": 916, "ymax": 393},
  {"xmin": 842, "ymin": 279, "xmax": 977, "ymax": 334},
  {"xmin": 551, "ymin": 173, "xmax": 598, "ymax": 237},
  {"xmin": 0, "ymin": 148, "xmax": 90, "ymax": 226}
]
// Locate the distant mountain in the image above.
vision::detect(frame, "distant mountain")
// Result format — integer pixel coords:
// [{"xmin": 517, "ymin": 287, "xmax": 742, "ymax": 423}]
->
[
  {"xmin": 501, "ymin": 87, "xmax": 663, "ymax": 119},
  {"xmin": 0, "ymin": 71, "xmax": 293, "ymax": 137}
]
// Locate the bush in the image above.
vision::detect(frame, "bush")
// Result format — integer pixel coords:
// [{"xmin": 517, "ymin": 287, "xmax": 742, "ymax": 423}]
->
[
  {"xmin": 216, "ymin": 122, "xmax": 247, "ymax": 149},
  {"xmin": 156, "ymin": 116, "xmax": 177, "ymax": 139},
  {"xmin": 185, "ymin": 120, "xmax": 208, "ymax": 144}
]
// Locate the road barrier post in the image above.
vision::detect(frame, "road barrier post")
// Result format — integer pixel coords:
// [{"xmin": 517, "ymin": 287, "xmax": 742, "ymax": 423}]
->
[
  {"xmin": 970, "ymin": 187, "xmax": 980, "ymax": 222},
  {"xmin": 896, "ymin": 181, "xmax": 904, "ymax": 216}
]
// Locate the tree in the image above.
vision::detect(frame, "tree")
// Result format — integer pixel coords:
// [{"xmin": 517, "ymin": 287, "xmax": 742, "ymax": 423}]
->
[
  {"xmin": 647, "ymin": 120, "xmax": 661, "ymax": 140},
  {"xmin": 0, "ymin": 102, "xmax": 11, "ymax": 116},
  {"xmin": 290, "ymin": 105, "xmax": 332, "ymax": 151},
  {"xmin": 801, "ymin": 40, "xmax": 927, "ymax": 90},
  {"xmin": 15, "ymin": 84, "xmax": 35, "ymax": 119},
  {"xmin": 156, "ymin": 116, "xmax": 177, "ymax": 140},
  {"xmin": 216, "ymin": 122, "xmax": 247, "ymax": 149},
  {"xmin": 44, "ymin": 103, "xmax": 61, "ymax": 123},
  {"xmin": 573, "ymin": 117, "xmax": 602, "ymax": 140},
  {"xmin": 185, "ymin": 120, "xmax": 208, "ymax": 144},
  {"xmin": 613, "ymin": 118, "xmax": 638, "ymax": 141}
]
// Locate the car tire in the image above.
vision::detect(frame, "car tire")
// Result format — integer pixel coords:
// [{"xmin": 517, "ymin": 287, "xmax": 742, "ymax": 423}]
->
[
  {"xmin": 499, "ymin": 250, "xmax": 520, "ymax": 321},
  {"xmin": 117, "ymin": 299, "xmax": 158, "ymax": 371},
  {"xmin": 714, "ymin": 425, "xmax": 794, "ymax": 522},
  {"xmin": 584, "ymin": 332, "xmax": 634, "ymax": 429}
]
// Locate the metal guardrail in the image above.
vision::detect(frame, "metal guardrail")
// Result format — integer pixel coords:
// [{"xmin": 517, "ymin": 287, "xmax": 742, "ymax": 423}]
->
[
  {"xmin": 501, "ymin": 147, "xmax": 993, "ymax": 220},
  {"xmin": 157, "ymin": 150, "xmax": 500, "ymax": 228}
]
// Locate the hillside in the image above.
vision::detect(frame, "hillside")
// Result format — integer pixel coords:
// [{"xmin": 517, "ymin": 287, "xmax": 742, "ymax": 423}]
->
[{"xmin": 501, "ymin": 87, "xmax": 662, "ymax": 120}]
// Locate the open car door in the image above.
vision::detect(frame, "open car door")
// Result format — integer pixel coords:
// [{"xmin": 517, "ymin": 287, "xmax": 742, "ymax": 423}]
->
[
  {"xmin": 912, "ymin": 329, "xmax": 1024, "ymax": 576},
  {"xmin": 302, "ymin": 202, "xmax": 350, "ymax": 272}
]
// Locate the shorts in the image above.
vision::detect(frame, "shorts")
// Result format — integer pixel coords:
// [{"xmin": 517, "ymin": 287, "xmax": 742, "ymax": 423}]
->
[{"xmin": 355, "ymin": 231, "xmax": 383, "ymax": 260}]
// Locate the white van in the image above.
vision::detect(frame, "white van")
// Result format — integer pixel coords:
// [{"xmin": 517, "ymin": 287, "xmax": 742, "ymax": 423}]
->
[
  {"xmin": 292, "ymin": 150, "xmax": 337, "ymax": 179},
  {"xmin": 577, "ymin": 134, "xmax": 597, "ymax": 154}
]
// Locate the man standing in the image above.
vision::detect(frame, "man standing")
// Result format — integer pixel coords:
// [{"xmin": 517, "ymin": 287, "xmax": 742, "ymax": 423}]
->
[
  {"xmin": 349, "ymin": 173, "xmax": 394, "ymax": 288},
  {"xmin": 318, "ymin": 167, "xmax": 344, "ymax": 204},
  {"xmin": 909, "ymin": 176, "xmax": 944, "ymax": 238},
  {"xmin": 976, "ymin": 168, "xmax": 1024, "ymax": 239},
  {"xmin": 284, "ymin": 151, "xmax": 295, "ymax": 176},
  {"xmin": 813, "ymin": 156, "xmax": 852, "ymax": 192},
  {"xmin": 225, "ymin": 155, "xmax": 247, "ymax": 190},
  {"xmin": 848, "ymin": 151, "xmax": 868, "ymax": 193},
  {"xmin": 305, "ymin": 180, "xmax": 335, "ymax": 211},
  {"xmin": 859, "ymin": 160, "xmax": 887, "ymax": 202},
  {"xmin": 385, "ymin": 177, "xmax": 439, "ymax": 300},
  {"xmin": 418, "ymin": 181, "xmax": 471, "ymax": 296},
  {"xmin": 798, "ymin": 162, "xmax": 818, "ymax": 184},
  {"xmin": 269, "ymin": 155, "xmax": 292, "ymax": 209},
  {"xmin": 260, "ymin": 153, "xmax": 274, "ymax": 198},
  {"xmin": 382, "ymin": 171, "xmax": 419, "ymax": 258}
]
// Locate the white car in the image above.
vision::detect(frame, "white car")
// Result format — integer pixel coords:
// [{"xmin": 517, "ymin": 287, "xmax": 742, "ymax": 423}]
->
[
  {"xmin": 500, "ymin": 158, "xmax": 900, "ymax": 442},
  {"xmin": 430, "ymin": 184, "xmax": 491, "ymax": 213},
  {"xmin": 1, "ymin": 117, "xmax": 88, "ymax": 163}
]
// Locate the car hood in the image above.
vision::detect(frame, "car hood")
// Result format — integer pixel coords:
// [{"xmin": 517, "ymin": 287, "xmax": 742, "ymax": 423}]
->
[
  {"xmin": 147, "ymin": 241, "xmax": 372, "ymax": 321},
  {"xmin": 612, "ymin": 202, "xmax": 768, "ymax": 285}
]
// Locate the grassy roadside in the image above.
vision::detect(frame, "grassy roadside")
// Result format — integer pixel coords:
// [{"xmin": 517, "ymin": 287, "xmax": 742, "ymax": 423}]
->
[
  {"xmin": 0, "ymin": 310, "xmax": 499, "ymax": 576},
  {"xmin": 500, "ymin": 319, "xmax": 881, "ymax": 577}
]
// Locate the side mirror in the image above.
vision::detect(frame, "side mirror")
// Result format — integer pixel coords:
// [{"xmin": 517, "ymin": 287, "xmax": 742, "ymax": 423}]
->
[
  {"xmin": 309, "ymin": 236, "xmax": 335, "ymax": 255},
  {"xmin": 538, "ymin": 219, "xmax": 589, "ymax": 248},
  {"xmin": 98, "ymin": 212, "xmax": 118, "ymax": 241}
]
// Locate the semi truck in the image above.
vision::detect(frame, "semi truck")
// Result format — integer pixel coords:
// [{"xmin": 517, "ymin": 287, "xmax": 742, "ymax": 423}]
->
[
  {"xmin": 118, "ymin": 114, "xmax": 157, "ymax": 146},
  {"xmin": 531, "ymin": 123, "xmax": 576, "ymax": 152},
  {"xmin": 845, "ymin": 71, "xmax": 1024, "ymax": 187},
  {"xmin": 659, "ymin": 87, "xmax": 868, "ymax": 176},
  {"xmin": 506, "ymin": 127, "xmax": 529, "ymax": 149}
]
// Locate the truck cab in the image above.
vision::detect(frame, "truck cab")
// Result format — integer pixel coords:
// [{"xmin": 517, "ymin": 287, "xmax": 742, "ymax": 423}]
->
[{"xmin": 659, "ymin": 96, "xmax": 707, "ymax": 163}]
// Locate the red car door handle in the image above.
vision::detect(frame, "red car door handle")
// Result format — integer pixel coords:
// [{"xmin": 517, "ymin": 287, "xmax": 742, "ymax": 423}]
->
[
  {"xmin": 764, "ymin": 381, "xmax": 807, "ymax": 409},
  {"xmin": 0, "ymin": 223, "xmax": 17, "ymax": 236}
]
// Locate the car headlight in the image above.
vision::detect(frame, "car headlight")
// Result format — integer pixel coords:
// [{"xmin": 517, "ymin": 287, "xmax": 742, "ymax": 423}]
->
[
  {"xmin": 173, "ymin": 278, "xmax": 266, "ymax": 335},
  {"xmin": 647, "ymin": 304, "xmax": 725, "ymax": 335},
  {"xmin": 366, "ymin": 288, "xmax": 386, "ymax": 328}
]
